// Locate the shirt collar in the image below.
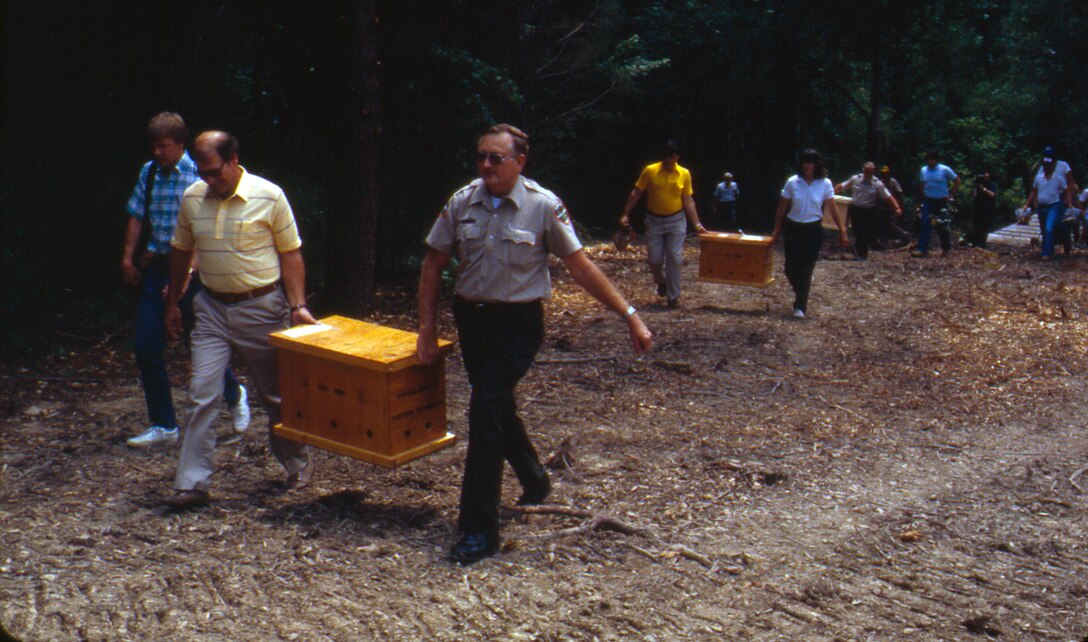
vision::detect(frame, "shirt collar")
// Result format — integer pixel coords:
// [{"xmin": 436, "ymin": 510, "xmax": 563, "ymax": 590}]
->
[
  {"xmin": 175, "ymin": 151, "xmax": 195, "ymax": 173},
  {"xmin": 470, "ymin": 175, "xmax": 527, "ymax": 211},
  {"xmin": 228, "ymin": 167, "xmax": 253, "ymax": 202},
  {"xmin": 159, "ymin": 151, "xmax": 195, "ymax": 176},
  {"xmin": 203, "ymin": 166, "xmax": 252, "ymax": 202}
]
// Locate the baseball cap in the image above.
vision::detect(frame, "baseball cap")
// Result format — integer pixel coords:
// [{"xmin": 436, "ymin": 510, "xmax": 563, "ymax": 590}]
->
[{"xmin": 1043, "ymin": 145, "xmax": 1056, "ymax": 156}]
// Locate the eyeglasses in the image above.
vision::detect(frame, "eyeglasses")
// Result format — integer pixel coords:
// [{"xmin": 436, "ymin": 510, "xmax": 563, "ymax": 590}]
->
[
  {"xmin": 475, "ymin": 152, "xmax": 516, "ymax": 166},
  {"xmin": 198, "ymin": 163, "xmax": 226, "ymax": 180}
]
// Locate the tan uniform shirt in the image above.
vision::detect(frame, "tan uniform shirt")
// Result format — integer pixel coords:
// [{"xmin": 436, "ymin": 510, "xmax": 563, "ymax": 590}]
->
[
  {"xmin": 426, "ymin": 176, "xmax": 582, "ymax": 303},
  {"xmin": 842, "ymin": 174, "xmax": 892, "ymax": 209},
  {"xmin": 172, "ymin": 168, "xmax": 302, "ymax": 293}
]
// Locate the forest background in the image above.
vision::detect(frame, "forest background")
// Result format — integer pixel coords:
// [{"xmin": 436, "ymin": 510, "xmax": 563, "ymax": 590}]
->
[{"xmin": 2, "ymin": 0, "xmax": 1086, "ymax": 358}]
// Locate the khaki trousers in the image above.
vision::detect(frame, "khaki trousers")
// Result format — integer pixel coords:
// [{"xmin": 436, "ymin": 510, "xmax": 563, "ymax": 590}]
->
[{"xmin": 174, "ymin": 289, "xmax": 309, "ymax": 491}]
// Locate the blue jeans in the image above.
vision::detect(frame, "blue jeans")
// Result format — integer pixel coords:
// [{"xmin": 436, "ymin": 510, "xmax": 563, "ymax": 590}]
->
[
  {"xmin": 135, "ymin": 259, "xmax": 240, "ymax": 429},
  {"xmin": 919, "ymin": 198, "xmax": 952, "ymax": 254},
  {"xmin": 1039, "ymin": 202, "xmax": 1064, "ymax": 257}
]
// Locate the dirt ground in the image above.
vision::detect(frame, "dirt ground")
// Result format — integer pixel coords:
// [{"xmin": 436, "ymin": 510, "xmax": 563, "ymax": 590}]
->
[{"xmin": 3, "ymin": 237, "xmax": 1088, "ymax": 641}]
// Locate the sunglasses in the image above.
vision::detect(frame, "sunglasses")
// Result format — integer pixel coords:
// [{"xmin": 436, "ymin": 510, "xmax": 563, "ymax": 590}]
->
[
  {"xmin": 475, "ymin": 152, "xmax": 516, "ymax": 165},
  {"xmin": 198, "ymin": 163, "xmax": 227, "ymax": 180}
]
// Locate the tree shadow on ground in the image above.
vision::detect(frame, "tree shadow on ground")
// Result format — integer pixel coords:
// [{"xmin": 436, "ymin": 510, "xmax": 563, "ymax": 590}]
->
[
  {"xmin": 258, "ymin": 490, "xmax": 441, "ymax": 536},
  {"xmin": 696, "ymin": 304, "xmax": 771, "ymax": 316}
]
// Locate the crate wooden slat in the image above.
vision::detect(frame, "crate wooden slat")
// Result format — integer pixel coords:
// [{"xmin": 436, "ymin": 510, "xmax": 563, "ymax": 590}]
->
[
  {"xmin": 823, "ymin": 195, "xmax": 852, "ymax": 230},
  {"xmin": 269, "ymin": 315, "xmax": 456, "ymax": 468},
  {"xmin": 697, "ymin": 232, "xmax": 775, "ymax": 288}
]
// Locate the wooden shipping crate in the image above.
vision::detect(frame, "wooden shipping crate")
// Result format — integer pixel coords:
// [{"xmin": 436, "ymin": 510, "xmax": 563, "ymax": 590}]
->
[
  {"xmin": 823, "ymin": 195, "xmax": 852, "ymax": 230},
  {"xmin": 269, "ymin": 315, "xmax": 456, "ymax": 468},
  {"xmin": 697, "ymin": 232, "xmax": 775, "ymax": 288}
]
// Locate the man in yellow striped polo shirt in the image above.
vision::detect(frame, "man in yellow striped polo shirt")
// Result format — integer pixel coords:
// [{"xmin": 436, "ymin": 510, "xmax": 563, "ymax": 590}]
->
[
  {"xmin": 162, "ymin": 131, "xmax": 317, "ymax": 509},
  {"xmin": 618, "ymin": 140, "xmax": 707, "ymax": 309}
]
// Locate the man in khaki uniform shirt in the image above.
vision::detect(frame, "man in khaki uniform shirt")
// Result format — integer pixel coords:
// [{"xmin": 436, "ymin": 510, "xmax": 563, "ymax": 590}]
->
[
  {"xmin": 417, "ymin": 124, "xmax": 653, "ymax": 564},
  {"xmin": 834, "ymin": 161, "xmax": 902, "ymax": 259},
  {"xmin": 162, "ymin": 131, "xmax": 317, "ymax": 509}
]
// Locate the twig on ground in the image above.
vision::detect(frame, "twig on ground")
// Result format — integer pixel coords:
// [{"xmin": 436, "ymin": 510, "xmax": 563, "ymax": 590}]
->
[
  {"xmin": 675, "ymin": 544, "xmax": 713, "ymax": 568},
  {"xmin": 535, "ymin": 356, "xmax": 617, "ymax": 365},
  {"xmin": 1070, "ymin": 464, "xmax": 1088, "ymax": 493},
  {"xmin": 507, "ymin": 504, "xmax": 647, "ymax": 536},
  {"xmin": 817, "ymin": 394, "xmax": 873, "ymax": 425}
]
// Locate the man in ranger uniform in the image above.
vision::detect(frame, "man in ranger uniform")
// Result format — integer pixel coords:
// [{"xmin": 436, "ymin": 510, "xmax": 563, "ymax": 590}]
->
[{"xmin": 417, "ymin": 124, "xmax": 653, "ymax": 564}]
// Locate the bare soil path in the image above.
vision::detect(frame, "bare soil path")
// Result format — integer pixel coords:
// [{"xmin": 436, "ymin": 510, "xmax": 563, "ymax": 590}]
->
[{"xmin": 3, "ymin": 240, "xmax": 1088, "ymax": 641}]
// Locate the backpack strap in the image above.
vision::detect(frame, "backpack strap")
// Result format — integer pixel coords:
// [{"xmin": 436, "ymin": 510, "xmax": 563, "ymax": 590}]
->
[{"xmin": 137, "ymin": 163, "xmax": 159, "ymax": 254}]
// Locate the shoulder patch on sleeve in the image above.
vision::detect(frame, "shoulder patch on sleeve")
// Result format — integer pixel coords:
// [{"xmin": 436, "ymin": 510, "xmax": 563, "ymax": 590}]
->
[{"xmin": 554, "ymin": 201, "xmax": 571, "ymax": 225}]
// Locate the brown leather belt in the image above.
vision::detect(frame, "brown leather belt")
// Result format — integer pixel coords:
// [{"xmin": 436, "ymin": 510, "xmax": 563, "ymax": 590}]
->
[{"xmin": 204, "ymin": 283, "xmax": 279, "ymax": 305}]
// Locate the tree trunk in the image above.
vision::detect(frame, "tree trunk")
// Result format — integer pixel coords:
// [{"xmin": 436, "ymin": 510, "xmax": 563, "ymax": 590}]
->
[
  {"xmin": 326, "ymin": 0, "xmax": 380, "ymax": 316},
  {"xmin": 868, "ymin": 50, "xmax": 883, "ymax": 161},
  {"xmin": 866, "ymin": 5, "xmax": 885, "ymax": 163}
]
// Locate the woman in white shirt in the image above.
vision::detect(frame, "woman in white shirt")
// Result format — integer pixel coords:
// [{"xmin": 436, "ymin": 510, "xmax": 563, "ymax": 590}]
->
[{"xmin": 771, "ymin": 148, "xmax": 849, "ymax": 318}]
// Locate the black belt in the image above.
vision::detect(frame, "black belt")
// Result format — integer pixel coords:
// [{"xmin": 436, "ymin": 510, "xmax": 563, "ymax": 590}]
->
[
  {"xmin": 454, "ymin": 296, "xmax": 540, "ymax": 309},
  {"xmin": 204, "ymin": 283, "xmax": 280, "ymax": 304}
]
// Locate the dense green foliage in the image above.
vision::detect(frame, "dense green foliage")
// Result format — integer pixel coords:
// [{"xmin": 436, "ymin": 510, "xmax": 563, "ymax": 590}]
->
[{"xmin": 3, "ymin": 0, "xmax": 1086, "ymax": 356}]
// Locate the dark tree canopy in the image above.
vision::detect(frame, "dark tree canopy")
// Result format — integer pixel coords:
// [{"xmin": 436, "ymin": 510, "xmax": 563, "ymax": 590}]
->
[{"xmin": 3, "ymin": 0, "xmax": 1086, "ymax": 357}]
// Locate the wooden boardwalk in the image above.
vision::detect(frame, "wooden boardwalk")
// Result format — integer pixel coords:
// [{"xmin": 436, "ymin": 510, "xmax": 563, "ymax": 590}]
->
[{"xmin": 986, "ymin": 214, "xmax": 1040, "ymax": 247}]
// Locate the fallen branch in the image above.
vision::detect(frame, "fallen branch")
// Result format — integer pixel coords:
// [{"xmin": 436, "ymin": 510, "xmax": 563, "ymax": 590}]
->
[
  {"xmin": 817, "ymin": 394, "xmax": 873, "ymax": 425},
  {"xmin": 714, "ymin": 459, "xmax": 789, "ymax": 487},
  {"xmin": 653, "ymin": 360, "xmax": 696, "ymax": 375},
  {"xmin": 535, "ymin": 356, "xmax": 617, "ymax": 365},
  {"xmin": 1070, "ymin": 464, "xmax": 1088, "ymax": 493},
  {"xmin": 506, "ymin": 504, "xmax": 647, "ymax": 536},
  {"xmin": 543, "ymin": 436, "xmax": 576, "ymax": 471},
  {"xmin": 675, "ymin": 544, "xmax": 713, "ymax": 568}
]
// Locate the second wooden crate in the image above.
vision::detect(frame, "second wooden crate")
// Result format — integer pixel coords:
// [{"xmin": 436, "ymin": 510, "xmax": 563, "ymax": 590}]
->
[{"xmin": 697, "ymin": 232, "xmax": 774, "ymax": 288}]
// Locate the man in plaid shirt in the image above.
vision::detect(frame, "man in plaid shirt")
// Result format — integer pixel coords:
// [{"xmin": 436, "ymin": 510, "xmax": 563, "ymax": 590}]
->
[{"xmin": 121, "ymin": 112, "xmax": 250, "ymax": 448}]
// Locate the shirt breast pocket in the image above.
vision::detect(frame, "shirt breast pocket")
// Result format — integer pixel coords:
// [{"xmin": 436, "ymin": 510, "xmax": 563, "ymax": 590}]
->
[
  {"xmin": 456, "ymin": 223, "xmax": 485, "ymax": 263},
  {"xmin": 234, "ymin": 220, "xmax": 267, "ymax": 251},
  {"xmin": 500, "ymin": 228, "xmax": 539, "ymax": 266}
]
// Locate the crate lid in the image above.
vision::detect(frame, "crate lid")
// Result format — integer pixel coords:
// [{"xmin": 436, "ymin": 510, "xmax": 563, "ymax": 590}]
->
[
  {"xmin": 269, "ymin": 315, "xmax": 454, "ymax": 372},
  {"xmin": 698, "ymin": 231, "xmax": 773, "ymax": 246}
]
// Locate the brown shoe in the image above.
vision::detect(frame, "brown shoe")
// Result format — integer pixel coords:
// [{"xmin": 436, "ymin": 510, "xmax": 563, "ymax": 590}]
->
[
  {"xmin": 164, "ymin": 489, "xmax": 210, "ymax": 509},
  {"xmin": 286, "ymin": 459, "xmax": 315, "ymax": 491},
  {"xmin": 667, "ymin": 298, "xmax": 681, "ymax": 309}
]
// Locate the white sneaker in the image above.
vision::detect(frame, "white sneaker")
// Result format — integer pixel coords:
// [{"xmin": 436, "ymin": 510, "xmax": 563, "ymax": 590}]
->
[
  {"xmin": 792, "ymin": 308, "xmax": 806, "ymax": 319},
  {"xmin": 127, "ymin": 425, "xmax": 178, "ymax": 447},
  {"xmin": 229, "ymin": 386, "xmax": 251, "ymax": 434}
]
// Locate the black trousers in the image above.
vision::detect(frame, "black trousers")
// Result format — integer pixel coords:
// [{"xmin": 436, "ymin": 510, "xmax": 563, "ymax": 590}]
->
[
  {"xmin": 453, "ymin": 297, "xmax": 547, "ymax": 538},
  {"xmin": 714, "ymin": 201, "xmax": 738, "ymax": 231},
  {"xmin": 848, "ymin": 204, "xmax": 879, "ymax": 258},
  {"xmin": 971, "ymin": 207, "xmax": 995, "ymax": 248},
  {"xmin": 783, "ymin": 218, "xmax": 824, "ymax": 313}
]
